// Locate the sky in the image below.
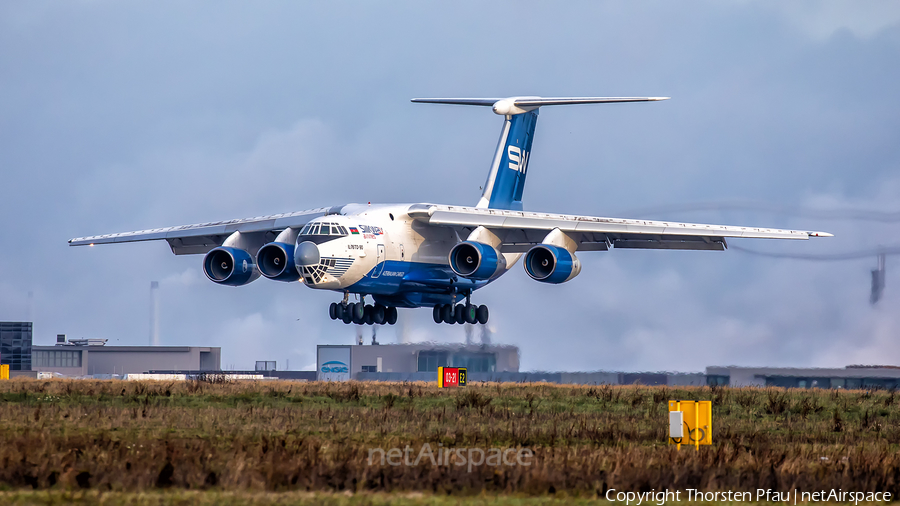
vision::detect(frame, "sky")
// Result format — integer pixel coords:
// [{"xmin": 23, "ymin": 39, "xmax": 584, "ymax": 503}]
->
[{"xmin": 1, "ymin": 1, "xmax": 899, "ymax": 373}]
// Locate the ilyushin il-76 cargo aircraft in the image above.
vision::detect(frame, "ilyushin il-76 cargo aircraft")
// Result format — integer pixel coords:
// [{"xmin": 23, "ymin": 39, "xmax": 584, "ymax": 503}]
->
[{"xmin": 70, "ymin": 96, "xmax": 831, "ymax": 326}]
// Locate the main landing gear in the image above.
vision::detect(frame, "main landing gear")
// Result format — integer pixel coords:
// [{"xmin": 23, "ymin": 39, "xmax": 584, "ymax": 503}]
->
[
  {"xmin": 329, "ymin": 301, "xmax": 398, "ymax": 325},
  {"xmin": 432, "ymin": 303, "xmax": 488, "ymax": 325}
]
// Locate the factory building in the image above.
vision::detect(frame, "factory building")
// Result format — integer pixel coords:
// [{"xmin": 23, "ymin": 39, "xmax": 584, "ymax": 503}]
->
[
  {"xmin": 1, "ymin": 324, "xmax": 221, "ymax": 378},
  {"xmin": 32, "ymin": 335, "xmax": 220, "ymax": 376},
  {"xmin": 706, "ymin": 365, "xmax": 900, "ymax": 389}
]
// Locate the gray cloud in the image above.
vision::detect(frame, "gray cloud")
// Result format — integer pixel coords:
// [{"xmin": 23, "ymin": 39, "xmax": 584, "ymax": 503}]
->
[{"xmin": 1, "ymin": 1, "xmax": 899, "ymax": 372}]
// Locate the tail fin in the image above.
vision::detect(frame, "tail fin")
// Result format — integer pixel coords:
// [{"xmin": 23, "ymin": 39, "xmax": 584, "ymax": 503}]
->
[
  {"xmin": 478, "ymin": 109, "xmax": 537, "ymax": 210},
  {"xmin": 412, "ymin": 96, "xmax": 669, "ymax": 210}
]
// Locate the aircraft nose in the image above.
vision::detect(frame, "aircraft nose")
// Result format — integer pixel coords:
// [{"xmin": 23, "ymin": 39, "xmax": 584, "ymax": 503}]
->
[{"xmin": 295, "ymin": 241, "xmax": 320, "ymax": 267}]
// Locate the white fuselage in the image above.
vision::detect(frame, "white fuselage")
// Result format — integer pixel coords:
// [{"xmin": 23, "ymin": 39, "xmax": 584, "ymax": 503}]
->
[{"xmin": 294, "ymin": 203, "xmax": 518, "ymax": 306}]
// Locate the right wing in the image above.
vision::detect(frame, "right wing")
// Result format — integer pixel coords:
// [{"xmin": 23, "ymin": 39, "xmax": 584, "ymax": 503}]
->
[
  {"xmin": 68, "ymin": 207, "xmax": 330, "ymax": 255},
  {"xmin": 408, "ymin": 204, "xmax": 832, "ymax": 252}
]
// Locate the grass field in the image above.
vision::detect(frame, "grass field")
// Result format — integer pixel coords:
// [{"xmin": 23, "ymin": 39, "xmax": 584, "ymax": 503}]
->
[
  {"xmin": 0, "ymin": 491, "xmax": 635, "ymax": 506},
  {"xmin": 0, "ymin": 379, "xmax": 897, "ymax": 502}
]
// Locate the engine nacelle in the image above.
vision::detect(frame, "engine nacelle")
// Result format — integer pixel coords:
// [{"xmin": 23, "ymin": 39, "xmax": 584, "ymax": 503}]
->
[
  {"xmin": 203, "ymin": 247, "xmax": 260, "ymax": 286},
  {"xmin": 449, "ymin": 241, "xmax": 505, "ymax": 279},
  {"xmin": 524, "ymin": 244, "xmax": 582, "ymax": 283},
  {"xmin": 256, "ymin": 242, "xmax": 301, "ymax": 282}
]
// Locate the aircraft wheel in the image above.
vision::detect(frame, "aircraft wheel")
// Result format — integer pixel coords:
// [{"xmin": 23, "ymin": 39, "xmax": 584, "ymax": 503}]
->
[
  {"xmin": 386, "ymin": 306, "xmax": 398, "ymax": 325},
  {"xmin": 329, "ymin": 302, "xmax": 338, "ymax": 320},
  {"xmin": 352, "ymin": 302, "xmax": 365, "ymax": 321},
  {"xmin": 350, "ymin": 303, "xmax": 364, "ymax": 324},
  {"xmin": 441, "ymin": 304, "xmax": 454, "ymax": 324},
  {"xmin": 364, "ymin": 305, "xmax": 375, "ymax": 325},
  {"xmin": 454, "ymin": 304, "xmax": 466, "ymax": 324},
  {"xmin": 341, "ymin": 307, "xmax": 353, "ymax": 324},
  {"xmin": 464, "ymin": 304, "xmax": 477, "ymax": 324},
  {"xmin": 433, "ymin": 305, "xmax": 442, "ymax": 324},
  {"xmin": 476, "ymin": 304, "xmax": 489, "ymax": 325},
  {"xmin": 334, "ymin": 303, "xmax": 344, "ymax": 320},
  {"xmin": 373, "ymin": 304, "xmax": 386, "ymax": 325}
]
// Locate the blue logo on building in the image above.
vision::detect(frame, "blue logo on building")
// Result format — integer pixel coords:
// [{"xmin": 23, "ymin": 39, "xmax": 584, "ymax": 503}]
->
[{"xmin": 321, "ymin": 360, "xmax": 349, "ymax": 373}]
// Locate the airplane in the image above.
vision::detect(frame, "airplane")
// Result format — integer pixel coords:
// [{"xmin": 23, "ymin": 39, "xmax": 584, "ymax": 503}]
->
[{"xmin": 69, "ymin": 96, "xmax": 832, "ymax": 326}]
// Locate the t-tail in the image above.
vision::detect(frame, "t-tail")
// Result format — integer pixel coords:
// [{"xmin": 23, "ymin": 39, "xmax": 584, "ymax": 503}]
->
[{"xmin": 412, "ymin": 96, "xmax": 669, "ymax": 210}]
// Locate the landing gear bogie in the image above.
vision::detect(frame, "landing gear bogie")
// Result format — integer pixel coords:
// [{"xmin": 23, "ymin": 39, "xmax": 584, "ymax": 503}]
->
[
  {"xmin": 331, "ymin": 301, "xmax": 397, "ymax": 326},
  {"xmin": 432, "ymin": 303, "xmax": 488, "ymax": 325}
]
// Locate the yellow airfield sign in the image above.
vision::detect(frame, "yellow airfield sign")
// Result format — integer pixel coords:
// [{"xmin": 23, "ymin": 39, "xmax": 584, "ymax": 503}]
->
[{"xmin": 668, "ymin": 400, "xmax": 712, "ymax": 450}]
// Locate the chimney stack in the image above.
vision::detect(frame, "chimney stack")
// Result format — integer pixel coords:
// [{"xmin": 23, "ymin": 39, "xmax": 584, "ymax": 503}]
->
[
  {"xmin": 150, "ymin": 281, "xmax": 160, "ymax": 345},
  {"xmin": 871, "ymin": 253, "xmax": 886, "ymax": 305}
]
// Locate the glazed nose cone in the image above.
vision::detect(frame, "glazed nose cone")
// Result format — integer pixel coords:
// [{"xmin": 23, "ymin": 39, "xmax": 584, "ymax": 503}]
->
[{"xmin": 295, "ymin": 241, "xmax": 320, "ymax": 267}]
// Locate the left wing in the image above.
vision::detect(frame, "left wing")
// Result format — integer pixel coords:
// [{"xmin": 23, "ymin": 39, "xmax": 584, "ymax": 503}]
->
[
  {"xmin": 68, "ymin": 207, "xmax": 330, "ymax": 255},
  {"xmin": 408, "ymin": 204, "xmax": 831, "ymax": 252}
]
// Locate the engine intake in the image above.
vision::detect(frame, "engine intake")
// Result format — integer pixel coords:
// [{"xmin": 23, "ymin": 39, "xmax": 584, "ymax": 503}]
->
[
  {"xmin": 203, "ymin": 247, "xmax": 260, "ymax": 286},
  {"xmin": 524, "ymin": 244, "xmax": 581, "ymax": 283},
  {"xmin": 256, "ymin": 242, "xmax": 301, "ymax": 281},
  {"xmin": 449, "ymin": 241, "xmax": 504, "ymax": 279}
]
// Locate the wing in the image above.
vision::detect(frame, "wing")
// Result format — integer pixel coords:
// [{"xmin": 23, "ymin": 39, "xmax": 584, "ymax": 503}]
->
[
  {"xmin": 68, "ymin": 207, "xmax": 331, "ymax": 255},
  {"xmin": 408, "ymin": 204, "xmax": 832, "ymax": 252}
]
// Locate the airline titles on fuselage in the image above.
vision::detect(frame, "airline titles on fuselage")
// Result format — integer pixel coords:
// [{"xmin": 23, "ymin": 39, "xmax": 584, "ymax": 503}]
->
[{"xmin": 349, "ymin": 224, "xmax": 383, "ymax": 235}]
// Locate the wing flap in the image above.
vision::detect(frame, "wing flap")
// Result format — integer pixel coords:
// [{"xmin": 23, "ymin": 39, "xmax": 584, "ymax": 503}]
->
[
  {"xmin": 412, "ymin": 204, "xmax": 831, "ymax": 251},
  {"xmin": 613, "ymin": 238, "xmax": 726, "ymax": 251}
]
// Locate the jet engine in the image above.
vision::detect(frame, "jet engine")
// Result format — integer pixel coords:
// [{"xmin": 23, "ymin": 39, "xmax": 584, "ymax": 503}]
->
[
  {"xmin": 523, "ymin": 244, "xmax": 581, "ymax": 283},
  {"xmin": 256, "ymin": 242, "xmax": 301, "ymax": 282},
  {"xmin": 203, "ymin": 247, "xmax": 260, "ymax": 286},
  {"xmin": 449, "ymin": 241, "xmax": 506, "ymax": 280}
]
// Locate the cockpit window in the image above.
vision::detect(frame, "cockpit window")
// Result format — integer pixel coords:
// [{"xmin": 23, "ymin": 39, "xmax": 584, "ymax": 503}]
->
[{"xmin": 299, "ymin": 222, "xmax": 348, "ymax": 238}]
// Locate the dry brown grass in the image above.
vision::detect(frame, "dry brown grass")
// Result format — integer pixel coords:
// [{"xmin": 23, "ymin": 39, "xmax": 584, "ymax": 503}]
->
[{"xmin": 0, "ymin": 379, "xmax": 897, "ymax": 495}]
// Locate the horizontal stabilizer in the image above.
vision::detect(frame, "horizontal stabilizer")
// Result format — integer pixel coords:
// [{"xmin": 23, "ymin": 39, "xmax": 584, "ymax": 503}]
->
[
  {"xmin": 412, "ymin": 96, "xmax": 669, "ymax": 115},
  {"xmin": 411, "ymin": 98, "xmax": 500, "ymax": 106},
  {"xmin": 513, "ymin": 97, "xmax": 669, "ymax": 106}
]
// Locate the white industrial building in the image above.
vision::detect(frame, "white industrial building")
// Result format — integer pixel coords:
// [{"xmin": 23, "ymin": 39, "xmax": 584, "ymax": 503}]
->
[{"xmin": 30, "ymin": 336, "xmax": 220, "ymax": 377}]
